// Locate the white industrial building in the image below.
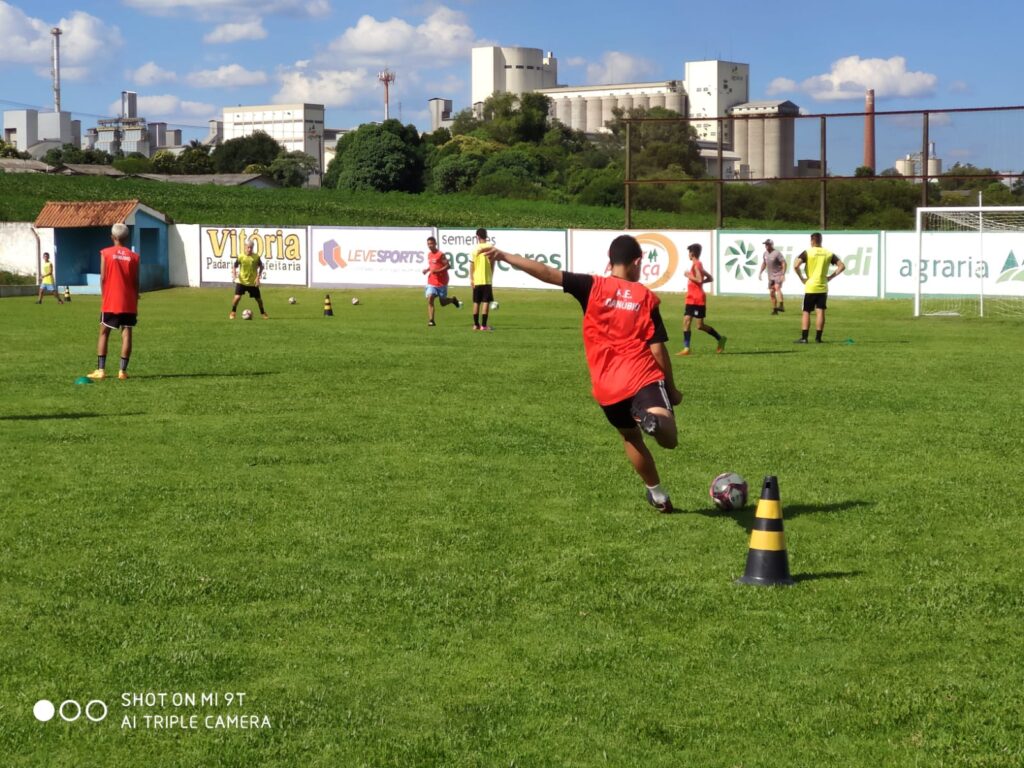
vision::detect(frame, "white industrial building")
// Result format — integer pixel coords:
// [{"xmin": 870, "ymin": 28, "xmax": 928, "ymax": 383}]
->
[
  {"xmin": 2, "ymin": 109, "xmax": 81, "ymax": 158},
  {"xmin": 222, "ymin": 103, "xmax": 325, "ymax": 182},
  {"xmin": 471, "ymin": 46, "xmax": 558, "ymax": 109},
  {"xmin": 441, "ymin": 47, "xmax": 802, "ymax": 180}
]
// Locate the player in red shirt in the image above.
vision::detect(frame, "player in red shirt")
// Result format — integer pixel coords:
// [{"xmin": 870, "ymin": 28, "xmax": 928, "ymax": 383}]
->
[
  {"xmin": 677, "ymin": 243, "xmax": 726, "ymax": 356},
  {"xmin": 484, "ymin": 235, "xmax": 683, "ymax": 513},
  {"xmin": 86, "ymin": 222, "xmax": 140, "ymax": 381},
  {"xmin": 421, "ymin": 236, "xmax": 461, "ymax": 326}
]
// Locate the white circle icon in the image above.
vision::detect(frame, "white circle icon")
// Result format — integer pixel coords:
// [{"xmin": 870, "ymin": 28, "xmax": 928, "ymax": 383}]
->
[{"xmin": 34, "ymin": 700, "xmax": 55, "ymax": 722}]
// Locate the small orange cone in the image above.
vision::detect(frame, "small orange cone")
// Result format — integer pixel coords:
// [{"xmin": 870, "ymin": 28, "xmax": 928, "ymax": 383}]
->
[
  {"xmin": 323, "ymin": 294, "xmax": 333, "ymax": 317},
  {"xmin": 737, "ymin": 476, "xmax": 793, "ymax": 586}
]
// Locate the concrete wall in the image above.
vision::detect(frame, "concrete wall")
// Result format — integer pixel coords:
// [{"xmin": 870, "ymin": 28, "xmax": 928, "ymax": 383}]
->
[{"xmin": 0, "ymin": 223, "xmax": 53, "ymax": 279}]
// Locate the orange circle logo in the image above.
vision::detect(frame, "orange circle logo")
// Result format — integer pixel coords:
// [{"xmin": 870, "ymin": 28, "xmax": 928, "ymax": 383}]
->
[{"xmin": 634, "ymin": 233, "xmax": 679, "ymax": 290}]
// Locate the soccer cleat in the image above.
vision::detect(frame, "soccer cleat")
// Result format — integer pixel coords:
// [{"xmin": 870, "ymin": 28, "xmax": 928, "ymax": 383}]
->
[
  {"xmin": 86, "ymin": 369, "xmax": 106, "ymax": 381},
  {"xmin": 118, "ymin": 370, "xmax": 129, "ymax": 380},
  {"xmin": 716, "ymin": 336, "xmax": 728, "ymax": 353},
  {"xmin": 473, "ymin": 325, "xmax": 481, "ymax": 331},
  {"xmin": 229, "ymin": 311, "xmax": 236, "ymax": 319},
  {"xmin": 646, "ymin": 490, "xmax": 675, "ymax": 513},
  {"xmin": 480, "ymin": 326, "xmax": 494, "ymax": 331},
  {"xmin": 778, "ymin": 304, "xmax": 785, "ymax": 312},
  {"xmin": 793, "ymin": 338, "xmax": 808, "ymax": 344},
  {"xmin": 261, "ymin": 313, "xmax": 270, "ymax": 319},
  {"xmin": 675, "ymin": 347, "xmax": 691, "ymax": 357},
  {"xmin": 771, "ymin": 308, "xmax": 778, "ymax": 315},
  {"xmin": 452, "ymin": 297, "xmax": 462, "ymax": 309},
  {"xmin": 428, "ymin": 320, "xmax": 436, "ymax": 327},
  {"xmin": 631, "ymin": 404, "xmax": 660, "ymax": 437}
]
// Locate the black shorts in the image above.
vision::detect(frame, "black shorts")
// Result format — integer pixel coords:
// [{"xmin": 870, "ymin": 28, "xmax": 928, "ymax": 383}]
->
[
  {"xmin": 235, "ymin": 283, "xmax": 262, "ymax": 299},
  {"xmin": 472, "ymin": 285, "xmax": 494, "ymax": 304},
  {"xmin": 101, "ymin": 312, "xmax": 137, "ymax": 329},
  {"xmin": 684, "ymin": 303, "xmax": 706, "ymax": 318},
  {"xmin": 803, "ymin": 293, "xmax": 828, "ymax": 312},
  {"xmin": 601, "ymin": 380, "xmax": 673, "ymax": 430}
]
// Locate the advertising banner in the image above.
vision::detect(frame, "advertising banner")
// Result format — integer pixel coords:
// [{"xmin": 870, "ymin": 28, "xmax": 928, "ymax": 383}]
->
[
  {"xmin": 885, "ymin": 231, "xmax": 1024, "ymax": 297},
  {"xmin": 716, "ymin": 232, "xmax": 880, "ymax": 298},
  {"xmin": 309, "ymin": 227, "xmax": 433, "ymax": 287},
  {"xmin": 570, "ymin": 230, "xmax": 713, "ymax": 294},
  {"xmin": 199, "ymin": 226, "xmax": 307, "ymax": 286},
  {"xmin": 437, "ymin": 228, "xmax": 568, "ymax": 290}
]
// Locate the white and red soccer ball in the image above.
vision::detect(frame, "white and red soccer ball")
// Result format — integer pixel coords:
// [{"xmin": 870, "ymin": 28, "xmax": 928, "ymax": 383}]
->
[
  {"xmin": 241, "ymin": 309, "xmax": 253, "ymax": 320},
  {"xmin": 710, "ymin": 472, "xmax": 748, "ymax": 510}
]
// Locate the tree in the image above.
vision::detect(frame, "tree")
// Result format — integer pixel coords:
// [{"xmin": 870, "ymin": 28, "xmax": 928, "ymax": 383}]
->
[
  {"xmin": 211, "ymin": 131, "xmax": 283, "ymax": 173},
  {"xmin": 327, "ymin": 121, "xmax": 424, "ymax": 192},
  {"xmin": 113, "ymin": 154, "xmax": 153, "ymax": 174},
  {"xmin": 268, "ymin": 151, "xmax": 317, "ymax": 187},
  {"xmin": 151, "ymin": 150, "xmax": 178, "ymax": 174},
  {"xmin": 177, "ymin": 146, "xmax": 214, "ymax": 174},
  {"xmin": 0, "ymin": 139, "xmax": 29, "ymax": 159}
]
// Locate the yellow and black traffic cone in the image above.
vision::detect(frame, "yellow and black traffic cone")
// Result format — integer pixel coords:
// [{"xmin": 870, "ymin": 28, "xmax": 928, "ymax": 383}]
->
[
  {"xmin": 323, "ymin": 294, "xmax": 333, "ymax": 317},
  {"xmin": 737, "ymin": 475, "xmax": 794, "ymax": 586},
  {"xmin": 63, "ymin": 286, "xmax": 71, "ymax": 302}
]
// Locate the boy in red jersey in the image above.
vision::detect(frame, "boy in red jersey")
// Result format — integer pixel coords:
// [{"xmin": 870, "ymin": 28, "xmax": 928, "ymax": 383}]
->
[
  {"xmin": 421, "ymin": 236, "xmax": 461, "ymax": 326},
  {"xmin": 484, "ymin": 235, "xmax": 683, "ymax": 513},
  {"xmin": 86, "ymin": 222, "xmax": 140, "ymax": 381},
  {"xmin": 677, "ymin": 243, "xmax": 726, "ymax": 356}
]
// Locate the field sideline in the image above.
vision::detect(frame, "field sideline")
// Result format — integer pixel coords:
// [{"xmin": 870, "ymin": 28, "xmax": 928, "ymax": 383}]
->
[{"xmin": 1, "ymin": 287, "xmax": 1022, "ymax": 767}]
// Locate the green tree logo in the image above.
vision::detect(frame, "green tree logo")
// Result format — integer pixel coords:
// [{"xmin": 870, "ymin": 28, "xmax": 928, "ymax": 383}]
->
[
  {"xmin": 724, "ymin": 241, "xmax": 758, "ymax": 280},
  {"xmin": 996, "ymin": 250, "xmax": 1024, "ymax": 283}
]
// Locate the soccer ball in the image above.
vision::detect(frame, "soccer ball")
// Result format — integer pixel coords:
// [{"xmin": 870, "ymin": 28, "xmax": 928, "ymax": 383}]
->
[
  {"xmin": 241, "ymin": 309, "xmax": 253, "ymax": 320},
  {"xmin": 710, "ymin": 472, "xmax": 748, "ymax": 511},
  {"xmin": 288, "ymin": 296, "xmax": 296, "ymax": 305},
  {"xmin": 490, "ymin": 301, "xmax": 499, "ymax": 310},
  {"xmin": 351, "ymin": 297, "xmax": 359, "ymax": 305}
]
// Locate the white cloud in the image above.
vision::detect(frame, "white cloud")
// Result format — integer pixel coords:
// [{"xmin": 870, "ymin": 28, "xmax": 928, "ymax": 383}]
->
[
  {"xmin": 796, "ymin": 56, "xmax": 937, "ymax": 101},
  {"xmin": 203, "ymin": 19, "xmax": 267, "ymax": 43},
  {"xmin": 131, "ymin": 61, "xmax": 177, "ymax": 86},
  {"xmin": 122, "ymin": 0, "xmax": 328, "ymax": 18},
  {"xmin": 328, "ymin": 6, "xmax": 476, "ymax": 65},
  {"xmin": 108, "ymin": 94, "xmax": 216, "ymax": 118},
  {"xmin": 0, "ymin": 3, "xmax": 122, "ymax": 79},
  {"xmin": 584, "ymin": 52, "xmax": 654, "ymax": 85},
  {"xmin": 187, "ymin": 64, "xmax": 267, "ymax": 87},
  {"xmin": 765, "ymin": 77, "xmax": 797, "ymax": 96},
  {"xmin": 273, "ymin": 66, "xmax": 369, "ymax": 107}
]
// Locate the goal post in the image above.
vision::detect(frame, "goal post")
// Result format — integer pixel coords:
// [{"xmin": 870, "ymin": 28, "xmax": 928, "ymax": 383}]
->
[{"xmin": 915, "ymin": 205, "xmax": 1024, "ymax": 318}]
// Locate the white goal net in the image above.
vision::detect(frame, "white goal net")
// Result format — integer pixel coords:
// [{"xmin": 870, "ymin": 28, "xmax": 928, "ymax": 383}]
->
[{"xmin": 915, "ymin": 206, "xmax": 1024, "ymax": 317}]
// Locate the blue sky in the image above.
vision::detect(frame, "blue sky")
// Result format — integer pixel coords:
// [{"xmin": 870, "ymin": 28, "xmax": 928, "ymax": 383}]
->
[{"xmin": 3, "ymin": 0, "xmax": 1024, "ymax": 173}]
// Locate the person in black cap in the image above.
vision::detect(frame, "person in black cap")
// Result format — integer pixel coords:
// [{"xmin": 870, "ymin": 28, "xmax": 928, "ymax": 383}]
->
[{"xmin": 758, "ymin": 238, "xmax": 787, "ymax": 314}]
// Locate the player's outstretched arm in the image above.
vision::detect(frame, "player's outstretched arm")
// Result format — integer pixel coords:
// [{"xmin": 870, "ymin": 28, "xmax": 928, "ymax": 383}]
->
[{"xmin": 487, "ymin": 248, "xmax": 563, "ymax": 286}]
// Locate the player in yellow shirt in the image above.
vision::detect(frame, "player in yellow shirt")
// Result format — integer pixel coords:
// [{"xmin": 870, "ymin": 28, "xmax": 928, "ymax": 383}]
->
[
  {"xmin": 469, "ymin": 227, "xmax": 495, "ymax": 331},
  {"xmin": 36, "ymin": 252, "xmax": 63, "ymax": 304},
  {"xmin": 793, "ymin": 232, "xmax": 845, "ymax": 343},
  {"xmin": 229, "ymin": 238, "xmax": 269, "ymax": 319}
]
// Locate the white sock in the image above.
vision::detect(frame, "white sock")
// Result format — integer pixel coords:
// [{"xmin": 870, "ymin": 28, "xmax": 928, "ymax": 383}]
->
[{"xmin": 645, "ymin": 484, "xmax": 668, "ymax": 503}]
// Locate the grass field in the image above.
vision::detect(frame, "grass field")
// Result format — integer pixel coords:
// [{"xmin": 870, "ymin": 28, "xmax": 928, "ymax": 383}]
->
[{"xmin": 1, "ymin": 287, "xmax": 1022, "ymax": 767}]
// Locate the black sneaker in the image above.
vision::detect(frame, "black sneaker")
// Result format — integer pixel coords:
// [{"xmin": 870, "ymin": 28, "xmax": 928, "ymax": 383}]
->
[
  {"xmin": 793, "ymin": 338, "xmax": 808, "ymax": 344},
  {"xmin": 631, "ymin": 405, "xmax": 659, "ymax": 436},
  {"xmin": 646, "ymin": 490, "xmax": 674, "ymax": 513},
  {"xmin": 452, "ymin": 297, "xmax": 462, "ymax": 309},
  {"xmin": 428, "ymin": 320, "xmax": 436, "ymax": 327},
  {"xmin": 771, "ymin": 308, "xmax": 778, "ymax": 315},
  {"xmin": 778, "ymin": 305, "xmax": 785, "ymax": 312}
]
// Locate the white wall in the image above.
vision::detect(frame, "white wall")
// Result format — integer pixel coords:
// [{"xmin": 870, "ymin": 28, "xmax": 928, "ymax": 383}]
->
[
  {"xmin": 0, "ymin": 223, "xmax": 54, "ymax": 278},
  {"xmin": 170, "ymin": 224, "xmax": 200, "ymax": 287}
]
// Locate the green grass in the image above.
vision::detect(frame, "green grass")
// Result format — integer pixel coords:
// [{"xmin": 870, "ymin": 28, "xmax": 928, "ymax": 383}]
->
[
  {"xmin": 0, "ymin": 173, "xmax": 810, "ymax": 231},
  {"xmin": 1, "ymin": 288, "xmax": 1022, "ymax": 767}
]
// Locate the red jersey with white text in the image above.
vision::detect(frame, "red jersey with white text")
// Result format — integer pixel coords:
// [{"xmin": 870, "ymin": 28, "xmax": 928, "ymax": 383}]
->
[
  {"xmin": 685, "ymin": 258, "xmax": 707, "ymax": 306},
  {"xmin": 562, "ymin": 272, "xmax": 668, "ymax": 405},
  {"xmin": 100, "ymin": 245, "xmax": 140, "ymax": 313},
  {"xmin": 427, "ymin": 248, "xmax": 449, "ymax": 287}
]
